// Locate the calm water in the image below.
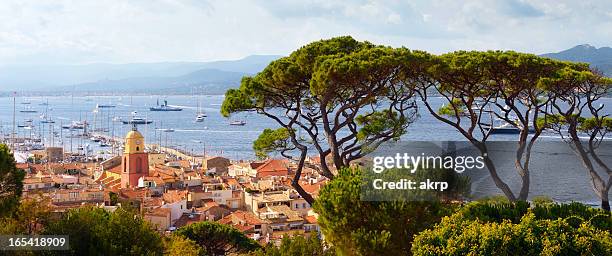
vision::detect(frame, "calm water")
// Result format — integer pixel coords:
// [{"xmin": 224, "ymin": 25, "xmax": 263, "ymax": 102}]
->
[{"xmin": 1, "ymin": 95, "xmax": 610, "ymax": 205}]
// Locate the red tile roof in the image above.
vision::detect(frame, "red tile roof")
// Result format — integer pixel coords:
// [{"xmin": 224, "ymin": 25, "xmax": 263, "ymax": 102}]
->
[
  {"xmin": 304, "ymin": 215, "xmax": 318, "ymax": 224},
  {"xmin": 162, "ymin": 190, "xmax": 188, "ymax": 204},
  {"xmin": 256, "ymin": 159, "xmax": 289, "ymax": 178}
]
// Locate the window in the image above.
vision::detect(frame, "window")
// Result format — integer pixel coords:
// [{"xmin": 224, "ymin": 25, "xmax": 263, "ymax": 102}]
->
[
  {"xmin": 295, "ymin": 203, "xmax": 299, "ymax": 209},
  {"xmin": 302, "ymin": 203, "xmax": 307, "ymax": 208},
  {"xmin": 123, "ymin": 157, "xmax": 127, "ymax": 172},
  {"xmin": 136, "ymin": 146, "xmax": 140, "ymax": 151}
]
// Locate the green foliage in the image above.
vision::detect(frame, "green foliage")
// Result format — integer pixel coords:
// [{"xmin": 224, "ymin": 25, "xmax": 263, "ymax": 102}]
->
[
  {"xmin": 43, "ymin": 206, "xmax": 163, "ymax": 255},
  {"xmin": 412, "ymin": 201, "xmax": 612, "ymax": 256},
  {"xmin": 413, "ymin": 213, "xmax": 611, "ymax": 256},
  {"xmin": 313, "ymin": 168, "xmax": 454, "ymax": 256},
  {"xmin": 437, "ymin": 99, "xmax": 466, "ymax": 117},
  {"xmin": 221, "ymin": 36, "xmax": 420, "ymax": 176},
  {"xmin": 578, "ymin": 117, "xmax": 612, "ymax": 132},
  {"xmin": 451, "ymin": 200, "xmax": 611, "ymax": 227},
  {"xmin": 0, "ymin": 144, "xmax": 25, "ymax": 217},
  {"xmin": 251, "ymin": 235, "xmax": 333, "ymax": 256},
  {"xmin": 109, "ymin": 192, "xmax": 119, "ymax": 206},
  {"xmin": 165, "ymin": 234, "xmax": 204, "ymax": 256},
  {"xmin": 253, "ymin": 128, "xmax": 291, "ymax": 159},
  {"xmin": 175, "ymin": 221, "xmax": 260, "ymax": 256},
  {"xmin": 355, "ymin": 110, "xmax": 408, "ymax": 145}
]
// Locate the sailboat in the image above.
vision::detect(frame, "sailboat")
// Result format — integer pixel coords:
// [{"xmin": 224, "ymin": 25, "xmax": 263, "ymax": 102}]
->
[{"xmin": 195, "ymin": 94, "xmax": 207, "ymax": 122}]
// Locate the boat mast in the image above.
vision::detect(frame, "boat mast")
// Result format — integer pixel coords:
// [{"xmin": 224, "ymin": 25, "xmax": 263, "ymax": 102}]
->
[{"xmin": 12, "ymin": 92, "xmax": 15, "ymax": 150}]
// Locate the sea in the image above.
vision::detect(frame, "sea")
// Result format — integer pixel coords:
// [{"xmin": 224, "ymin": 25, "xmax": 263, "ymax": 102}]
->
[{"xmin": 0, "ymin": 94, "xmax": 610, "ymax": 205}]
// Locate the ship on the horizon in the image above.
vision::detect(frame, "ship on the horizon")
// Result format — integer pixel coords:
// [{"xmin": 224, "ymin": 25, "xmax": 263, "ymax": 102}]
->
[
  {"xmin": 96, "ymin": 103, "xmax": 116, "ymax": 108},
  {"xmin": 150, "ymin": 99, "xmax": 183, "ymax": 111}
]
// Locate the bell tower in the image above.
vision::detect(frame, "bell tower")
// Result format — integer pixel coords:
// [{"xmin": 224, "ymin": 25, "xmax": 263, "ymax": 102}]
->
[{"xmin": 121, "ymin": 125, "xmax": 149, "ymax": 188}]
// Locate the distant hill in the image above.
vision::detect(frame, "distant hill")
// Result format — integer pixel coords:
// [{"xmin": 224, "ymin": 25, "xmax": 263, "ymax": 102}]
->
[
  {"xmin": 541, "ymin": 44, "xmax": 612, "ymax": 76},
  {"xmin": 0, "ymin": 55, "xmax": 282, "ymax": 93},
  {"xmin": 63, "ymin": 68, "xmax": 246, "ymax": 94}
]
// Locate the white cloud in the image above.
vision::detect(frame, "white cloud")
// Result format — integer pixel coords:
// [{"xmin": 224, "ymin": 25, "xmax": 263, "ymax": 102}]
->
[{"xmin": 0, "ymin": 0, "xmax": 610, "ymax": 65}]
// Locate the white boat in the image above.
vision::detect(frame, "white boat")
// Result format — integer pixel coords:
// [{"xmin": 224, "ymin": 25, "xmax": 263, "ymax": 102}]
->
[
  {"xmin": 62, "ymin": 121, "xmax": 87, "ymax": 130},
  {"xmin": 122, "ymin": 117, "xmax": 153, "ymax": 125},
  {"xmin": 488, "ymin": 122, "xmax": 535, "ymax": 135},
  {"xmin": 157, "ymin": 128, "xmax": 175, "ymax": 132},
  {"xmin": 195, "ymin": 113, "xmax": 206, "ymax": 122},
  {"xmin": 195, "ymin": 94, "xmax": 207, "ymax": 122},
  {"xmin": 96, "ymin": 103, "xmax": 116, "ymax": 108},
  {"xmin": 229, "ymin": 120, "xmax": 246, "ymax": 126}
]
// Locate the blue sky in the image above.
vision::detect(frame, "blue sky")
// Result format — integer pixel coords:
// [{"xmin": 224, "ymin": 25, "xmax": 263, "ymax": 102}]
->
[{"xmin": 0, "ymin": 0, "xmax": 610, "ymax": 65}]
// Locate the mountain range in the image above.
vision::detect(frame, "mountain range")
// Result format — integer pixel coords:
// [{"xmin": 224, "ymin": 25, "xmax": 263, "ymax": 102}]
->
[
  {"xmin": 0, "ymin": 55, "xmax": 281, "ymax": 94},
  {"xmin": 1, "ymin": 44, "xmax": 610, "ymax": 95},
  {"xmin": 540, "ymin": 44, "xmax": 612, "ymax": 76}
]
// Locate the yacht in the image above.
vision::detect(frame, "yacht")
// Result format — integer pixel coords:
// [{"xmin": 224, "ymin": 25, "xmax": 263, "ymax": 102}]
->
[
  {"xmin": 62, "ymin": 121, "xmax": 87, "ymax": 130},
  {"xmin": 39, "ymin": 114, "xmax": 55, "ymax": 123},
  {"xmin": 195, "ymin": 95, "xmax": 207, "ymax": 122},
  {"xmin": 489, "ymin": 122, "xmax": 535, "ymax": 135},
  {"xmin": 96, "ymin": 103, "xmax": 116, "ymax": 108},
  {"xmin": 229, "ymin": 120, "xmax": 247, "ymax": 126},
  {"xmin": 122, "ymin": 117, "xmax": 153, "ymax": 125},
  {"xmin": 158, "ymin": 128, "xmax": 175, "ymax": 132},
  {"xmin": 150, "ymin": 99, "xmax": 183, "ymax": 111},
  {"xmin": 195, "ymin": 113, "xmax": 206, "ymax": 122}
]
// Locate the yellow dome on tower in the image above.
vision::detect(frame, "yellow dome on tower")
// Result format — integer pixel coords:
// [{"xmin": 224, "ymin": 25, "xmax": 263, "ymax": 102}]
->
[{"xmin": 124, "ymin": 129, "xmax": 145, "ymax": 154}]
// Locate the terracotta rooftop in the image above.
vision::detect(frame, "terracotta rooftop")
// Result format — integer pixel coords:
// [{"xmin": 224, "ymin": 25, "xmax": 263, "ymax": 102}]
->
[
  {"xmin": 120, "ymin": 188, "xmax": 149, "ymax": 199},
  {"xmin": 174, "ymin": 212, "xmax": 206, "ymax": 228},
  {"xmin": 162, "ymin": 190, "xmax": 188, "ymax": 204},
  {"xmin": 255, "ymin": 159, "xmax": 289, "ymax": 178},
  {"xmin": 304, "ymin": 215, "xmax": 318, "ymax": 224},
  {"xmin": 145, "ymin": 207, "xmax": 171, "ymax": 217}
]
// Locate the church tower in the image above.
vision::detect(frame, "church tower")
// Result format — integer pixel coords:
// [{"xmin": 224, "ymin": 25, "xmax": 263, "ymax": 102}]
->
[{"xmin": 121, "ymin": 126, "xmax": 149, "ymax": 188}]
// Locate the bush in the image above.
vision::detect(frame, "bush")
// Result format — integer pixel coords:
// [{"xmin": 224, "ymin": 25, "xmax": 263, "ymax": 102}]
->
[
  {"xmin": 412, "ymin": 201, "xmax": 612, "ymax": 256},
  {"xmin": 313, "ymin": 168, "xmax": 456, "ymax": 256},
  {"xmin": 175, "ymin": 221, "xmax": 260, "ymax": 255},
  {"xmin": 251, "ymin": 235, "xmax": 334, "ymax": 256},
  {"xmin": 43, "ymin": 206, "xmax": 163, "ymax": 255}
]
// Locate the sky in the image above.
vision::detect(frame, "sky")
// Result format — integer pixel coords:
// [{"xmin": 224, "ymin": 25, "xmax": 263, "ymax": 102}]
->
[{"xmin": 0, "ymin": 0, "xmax": 611, "ymax": 65}]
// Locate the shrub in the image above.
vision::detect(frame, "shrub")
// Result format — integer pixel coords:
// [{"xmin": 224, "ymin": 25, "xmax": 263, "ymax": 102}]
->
[
  {"xmin": 313, "ymin": 168, "xmax": 456, "ymax": 256},
  {"xmin": 412, "ymin": 202, "xmax": 612, "ymax": 256}
]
